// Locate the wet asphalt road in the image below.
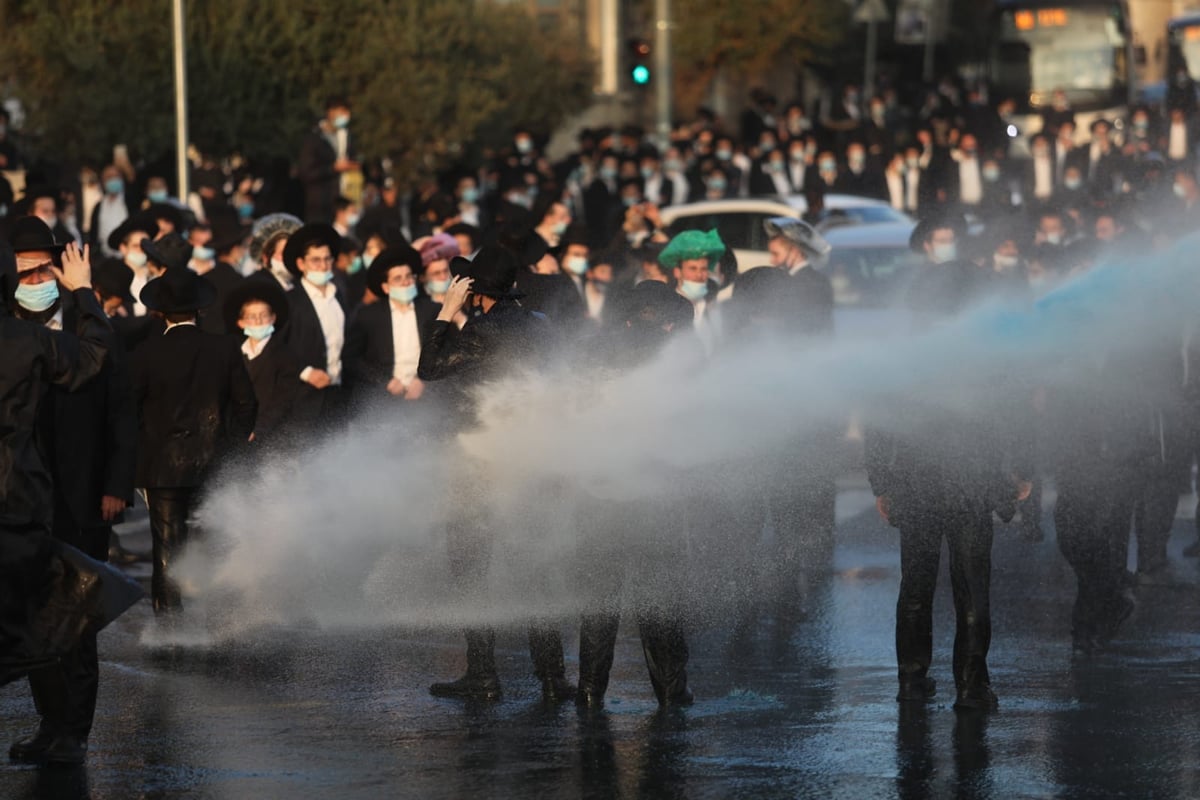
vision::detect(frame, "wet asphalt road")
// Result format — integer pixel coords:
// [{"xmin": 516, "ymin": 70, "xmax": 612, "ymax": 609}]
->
[{"xmin": 3, "ymin": 480, "xmax": 1200, "ymax": 799}]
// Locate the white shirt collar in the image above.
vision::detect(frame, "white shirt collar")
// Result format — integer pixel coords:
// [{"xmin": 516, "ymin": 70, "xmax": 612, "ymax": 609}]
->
[{"xmin": 165, "ymin": 319, "xmax": 196, "ymax": 333}]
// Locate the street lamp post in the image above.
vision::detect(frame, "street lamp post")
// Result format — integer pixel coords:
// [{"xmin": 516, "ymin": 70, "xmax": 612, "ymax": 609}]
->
[
  {"xmin": 172, "ymin": 0, "xmax": 189, "ymax": 202},
  {"xmin": 654, "ymin": 0, "xmax": 672, "ymax": 151}
]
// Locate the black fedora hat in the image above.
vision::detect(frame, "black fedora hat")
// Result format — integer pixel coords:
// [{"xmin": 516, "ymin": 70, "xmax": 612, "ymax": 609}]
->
[
  {"xmin": 94, "ymin": 257, "xmax": 135, "ymax": 304},
  {"xmin": 222, "ymin": 272, "xmax": 289, "ymax": 334},
  {"xmin": 454, "ymin": 244, "xmax": 523, "ymax": 299},
  {"xmin": 8, "ymin": 217, "xmax": 66, "ymax": 268},
  {"xmin": 145, "ymin": 202, "xmax": 186, "ymax": 235},
  {"xmin": 139, "ymin": 265, "xmax": 217, "ymax": 314},
  {"xmin": 282, "ymin": 223, "xmax": 341, "ymax": 278},
  {"xmin": 142, "ymin": 232, "xmax": 193, "ymax": 272},
  {"xmin": 909, "ymin": 212, "xmax": 967, "ymax": 254},
  {"xmin": 106, "ymin": 213, "xmax": 158, "ymax": 253},
  {"xmin": 366, "ymin": 244, "xmax": 422, "ymax": 300}
]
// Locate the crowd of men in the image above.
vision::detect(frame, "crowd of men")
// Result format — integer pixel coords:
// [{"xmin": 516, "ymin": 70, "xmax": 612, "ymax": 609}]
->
[{"xmin": 3, "ymin": 74, "xmax": 1200, "ymax": 766}]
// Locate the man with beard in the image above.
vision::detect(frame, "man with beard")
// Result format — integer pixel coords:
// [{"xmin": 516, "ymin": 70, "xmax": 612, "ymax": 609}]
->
[{"xmin": 417, "ymin": 244, "xmax": 572, "ymax": 702}]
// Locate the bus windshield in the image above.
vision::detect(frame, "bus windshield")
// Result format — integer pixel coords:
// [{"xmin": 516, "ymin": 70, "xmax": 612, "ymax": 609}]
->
[{"xmin": 992, "ymin": 4, "xmax": 1130, "ymax": 112}]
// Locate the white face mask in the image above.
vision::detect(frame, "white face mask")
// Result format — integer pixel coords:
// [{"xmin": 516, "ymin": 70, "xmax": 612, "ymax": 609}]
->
[
  {"xmin": 930, "ymin": 242, "xmax": 957, "ymax": 264},
  {"xmin": 679, "ymin": 279, "xmax": 708, "ymax": 301},
  {"xmin": 564, "ymin": 256, "xmax": 588, "ymax": 275},
  {"xmin": 270, "ymin": 257, "xmax": 288, "ymax": 274},
  {"xmin": 304, "ymin": 270, "xmax": 334, "ymax": 287},
  {"xmin": 993, "ymin": 253, "xmax": 1020, "ymax": 272},
  {"xmin": 126, "ymin": 251, "xmax": 148, "ymax": 269}
]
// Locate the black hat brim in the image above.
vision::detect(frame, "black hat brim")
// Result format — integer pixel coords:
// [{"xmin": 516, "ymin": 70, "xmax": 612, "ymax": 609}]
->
[
  {"xmin": 282, "ymin": 224, "xmax": 341, "ymax": 278},
  {"xmin": 106, "ymin": 214, "xmax": 159, "ymax": 253},
  {"xmin": 222, "ymin": 274, "xmax": 289, "ymax": 333},
  {"xmin": 139, "ymin": 273, "xmax": 218, "ymax": 314},
  {"xmin": 366, "ymin": 245, "xmax": 423, "ymax": 300}
]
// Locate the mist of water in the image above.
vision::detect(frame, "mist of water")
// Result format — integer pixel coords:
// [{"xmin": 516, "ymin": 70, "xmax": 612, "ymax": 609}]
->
[{"xmin": 176, "ymin": 233, "xmax": 1200, "ymax": 640}]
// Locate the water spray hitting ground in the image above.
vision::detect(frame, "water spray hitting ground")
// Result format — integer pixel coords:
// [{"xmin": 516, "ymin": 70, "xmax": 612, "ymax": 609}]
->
[{"xmin": 182, "ymin": 235, "xmax": 1200, "ymax": 640}]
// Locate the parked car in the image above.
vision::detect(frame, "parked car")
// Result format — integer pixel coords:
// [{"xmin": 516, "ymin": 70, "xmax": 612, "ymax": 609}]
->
[
  {"xmin": 819, "ymin": 221, "xmax": 918, "ymax": 338},
  {"xmin": 660, "ymin": 195, "xmax": 913, "ymax": 274}
]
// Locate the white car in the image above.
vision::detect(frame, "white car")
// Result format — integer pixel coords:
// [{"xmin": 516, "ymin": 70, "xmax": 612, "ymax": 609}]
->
[{"xmin": 660, "ymin": 195, "xmax": 913, "ymax": 274}]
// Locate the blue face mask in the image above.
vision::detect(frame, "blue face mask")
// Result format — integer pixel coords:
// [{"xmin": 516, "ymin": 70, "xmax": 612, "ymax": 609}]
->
[
  {"xmin": 461, "ymin": 187, "xmax": 480, "ymax": 204},
  {"xmin": 305, "ymin": 270, "xmax": 334, "ymax": 287},
  {"xmin": 363, "ymin": 252, "xmax": 377, "ymax": 269},
  {"xmin": 243, "ymin": 324, "xmax": 274, "ymax": 341},
  {"xmin": 553, "ymin": 221, "xmax": 568, "ymax": 236},
  {"xmin": 238, "ymin": 202, "xmax": 254, "ymax": 219},
  {"xmin": 333, "ymin": 113, "xmax": 350, "ymax": 129},
  {"xmin": 347, "ymin": 256, "xmax": 364, "ymax": 275},
  {"xmin": 622, "ymin": 196, "xmax": 639, "ymax": 208},
  {"xmin": 679, "ymin": 279, "xmax": 708, "ymax": 301},
  {"xmin": 565, "ymin": 256, "xmax": 588, "ymax": 275},
  {"xmin": 148, "ymin": 189, "xmax": 169, "ymax": 203},
  {"xmin": 104, "ymin": 178, "xmax": 124, "ymax": 195},
  {"xmin": 389, "ymin": 284, "xmax": 418, "ymax": 304},
  {"xmin": 425, "ymin": 278, "xmax": 452, "ymax": 295},
  {"xmin": 15, "ymin": 280, "xmax": 60, "ymax": 313},
  {"xmin": 193, "ymin": 245, "xmax": 215, "ymax": 261},
  {"xmin": 599, "ymin": 166, "xmax": 618, "ymax": 181}
]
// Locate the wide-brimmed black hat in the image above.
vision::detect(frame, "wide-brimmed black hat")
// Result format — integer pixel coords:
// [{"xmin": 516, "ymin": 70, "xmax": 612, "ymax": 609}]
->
[
  {"xmin": 558, "ymin": 222, "xmax": 590, "ymax": 250},
  {"xmin": 94, "ymin": 257, "xmax": 135, "ymax": 304},
  {"xmin": 908, "ymin": 212, "xmax": 968, "ymax": 254},
  {"xmin": 366, "ymin": 244, "xmax": 423, "ymax": 300},
  {"xmin": 145, "ymin": 202, "xmax": 186, "ymax": 234},
  {"xmin": 453, "ymin": 244, "xmax": 523, "ymax": 299},
  {"xmin": 142, "ymin": 233, "xmax": 193, "ymax": 272},
  {"xmin": 208, "ymin": 205, "xmax": 250, "ymax": 255},
  {"xmin": 282, "ymin": 223, "xmax": 341, "ymax": 278},
  {"xmin": 222, "ymin": 272, "xmax": 289, "ymax": 333},
  {"xmin": 139, "ymin": 264, "xmax": 217, "ymax": 313},
  {"xmin": 8, "ymin": 217, "xmax": 66, "ymax": 268},
  {"xmin": 613, "ymin": 278, "xmax": 694, "ymax": 329},
  {"xmin": 106, "ymin": 213, "xmax": 158, "ymax": 253}
]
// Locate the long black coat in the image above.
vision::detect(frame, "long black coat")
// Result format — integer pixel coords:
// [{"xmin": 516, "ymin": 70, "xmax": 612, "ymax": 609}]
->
[
  {"xmin": 132, "ymin": 325, "xmax": 257, "ymax": 488},
  {"xmin": 242, "ymin": 334, "xmax": 304, "ymax": 443},
  {"xmin": 0, "ymin": 290, "xmax": 111, "ymax": 533},
  {"xmin": 283, "ymin": 283, "xmax": 348, "ymax": 424},
  {"xmin": 298, "ymin": 126, "xmax": 343, "ymax": 224},
  {"xmin": 42, "ymin": 299, "xmax": 137, "ymax": 530},
  {"xmin": 344, "ymin": 297, "xmax": 439, "ymax": 396},
  {"xmin": 417, "ymin": 300, "xmax": 549, "ymax": 418},
  {"xmin": 789, "ymin": 266, "xmax": 835, "ymax": 337}
]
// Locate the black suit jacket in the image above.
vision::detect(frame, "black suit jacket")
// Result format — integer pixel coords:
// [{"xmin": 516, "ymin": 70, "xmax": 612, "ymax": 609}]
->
[
  {"xmin": 283, "ymin": 282, "xmax": 348, "ymax": 423},
  {"xmin": 344, "ymin": 297, "xmax": 439, "ymax": 393},
  {"xmin": 199, "ymin": 262, "xmax": 245, "ymax": 335},
  {"xmin": 132, "ymin": 325, "xmax": 257, "ymax": 488},
  {"xmin": 41, "ymin": 300, "xmax": 137, "ymax": 530},
  {"xmin": 298, "ymin": 125, "xmax": 345, "ymax": 224},
  {"xmin": 243, "ymin": 334, "xmax": 303, "ymax": 443},
  {"xmin": 789, "ymin": 266, "xmax": 835, "ymax": 337}
]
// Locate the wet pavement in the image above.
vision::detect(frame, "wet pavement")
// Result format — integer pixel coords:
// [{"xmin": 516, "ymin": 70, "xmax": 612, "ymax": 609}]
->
[{"xmin": 3, "ymin": 480, "xmax": 1200, "ymax": 799}]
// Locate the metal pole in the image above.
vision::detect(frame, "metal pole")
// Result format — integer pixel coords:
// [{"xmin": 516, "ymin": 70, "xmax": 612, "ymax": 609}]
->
[
  {"xmin": 654, "ymin": 0, "xmax": 672, "ymax": 150},
  {"xmin": 599, "ymin": 0, "xmax": 619, "ymax": 95},
  {"xmin": 172, "ymin": 0, "xmax": 189, "ymax": 201},
  {"xmin": 865, "ymin": 18, "xmax": 878, "ymax": 100}
]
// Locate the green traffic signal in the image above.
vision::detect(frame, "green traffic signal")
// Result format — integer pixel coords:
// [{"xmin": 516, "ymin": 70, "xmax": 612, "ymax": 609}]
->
[{"xmin": 632, "ymin": 64, "xmax": 651, "ymax": 85}]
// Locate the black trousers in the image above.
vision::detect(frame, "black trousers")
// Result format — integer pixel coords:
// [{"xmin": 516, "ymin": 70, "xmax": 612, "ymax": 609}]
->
[
  {"xmin": 579, "ymin": 611, "xmax": 689, "ymax": 702},
  {"xmin": 1055, "ymin": 478, "xmax": 1131, "ymax": 643},
  {"xmin": 25, "ymin": 505, "xmax": 109, "ymax": 740},
  {"xmin": 896, "ymin": 504, "xmax": 994, "ymax": 691},
  {"xmin": 1109, "ymin": 467, "xmax": 1177, "ymax": 575},
  {"xmin": 446, "ymin": 515, "xmax": 564, "ymax": 681},
  {"xmin": 146, "ymin": 487, "xmax": 200, "ymax": 613}
]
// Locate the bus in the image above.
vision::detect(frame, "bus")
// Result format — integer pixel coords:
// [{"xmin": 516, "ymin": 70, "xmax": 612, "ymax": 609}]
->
[{"xmin": 989, "ymin": 0, "xmax": 1136, "ymax": 156}]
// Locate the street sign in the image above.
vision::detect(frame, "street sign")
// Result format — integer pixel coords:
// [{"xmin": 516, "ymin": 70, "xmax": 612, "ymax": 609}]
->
[
  {"xmin": 896, "ymin": 0, "xmax": 946, "ymax": 45},
  {"xmin": 854, "ymin": 0, "xmax": 890, "ymax": 24}
]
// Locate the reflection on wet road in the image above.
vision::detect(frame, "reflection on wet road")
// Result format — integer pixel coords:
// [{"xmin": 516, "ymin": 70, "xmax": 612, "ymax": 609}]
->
[{"xmin": 3, "ymin": 484, "xmax": 1199, "ymax": 799}]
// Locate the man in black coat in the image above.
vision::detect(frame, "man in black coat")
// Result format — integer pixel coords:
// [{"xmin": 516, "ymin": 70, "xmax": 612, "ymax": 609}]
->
[
  {"xmin": 132, "ymin": 267, "xmax": 257, "ymax": 614},
  {"xmin": 344, "ymin": 244, "xmax": 439, "ymax": 411},
  {"xmin": 298, "ymin": 97, "xmax": 358, "ymax": 224},
  {"xmin": 418, "ymin": 245, "xmax": 571, "ymax": 702},
  {"xmin": 3, "ymin": 221, "xmax": 114, "ymax": 766},
  {"xmin": 280, "ymin": 223, "xmax": 349, "ymax": 428},
  {"xmin": 866, "ymin": 214, "xmax": 1032, "ymax": 712},
  {"xmin": 224, "ymin": 274, "xmax": 302, "ymax": 450}
]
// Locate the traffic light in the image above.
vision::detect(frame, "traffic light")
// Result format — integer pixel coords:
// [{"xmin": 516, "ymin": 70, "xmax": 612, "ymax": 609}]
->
[{"xmin": 629, "ymin": 38, "xmax": 651, "ymax": 87}]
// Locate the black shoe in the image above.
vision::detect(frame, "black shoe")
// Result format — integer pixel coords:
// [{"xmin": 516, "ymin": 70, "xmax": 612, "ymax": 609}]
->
[
  {"xmin": 660, "ymin": 686, "xmax": 694, "ymax": 707},
  {"xmin": 896, "ymin": 676, "xmax": 937, "ymax": 703},
  {"xmin": 8, "ymin": 727, "xmax": 56, "ymax": 763},
  {"xmin": 576, "ymin": 687, "xmax": 605, "ymax": 708},
  {"xmin": 954, "ymin": 684, "xmax": 999, "ymax": 712},
  {"xmin": 429, "ymin": 673, "xmax": 502, "ymax": 700},
  {"xmin": 1097, "ymin": 592, "xmax": 1136, "ymax": 645},
  {"xmin": 541, "ymin": 676, "xmax": 576, "ymax": 703},
  {"xmin": 43, "ymin": 736, "xmax": 87, "ymax": 767}
]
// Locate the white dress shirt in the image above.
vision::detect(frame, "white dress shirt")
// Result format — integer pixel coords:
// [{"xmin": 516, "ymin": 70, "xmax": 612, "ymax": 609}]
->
[
  {"xmin": 1033, "ymin": 156, "xmax": 1054, "ymax": 200},
  {"xmin": 958, "ymin": 158, "xmax": 983, "ymax": 206},
  {"xmin": 390, "ymin": 301, "xmax": 421, "ymax": 386},
  {"xmin": 96, "ymin": 196, "xmax": 129, "ymax": 256},
  {"xmin": 300, "ymin": 278, "xmax": 345, "ymax": 385},
  {"xmin": 130, "ymin": 266, "xmax": 150, "ymax": 317},
  {"xmin": 242, "ymin": 334, "xmax": 270, "ymax": 361},
  {"xmin": 1169, "ymin": 121, "xmax": 1189, "ymax": 161},
  {"xmin": 44, "ymin": 308, "xmax": 64, "ymax": 331}
]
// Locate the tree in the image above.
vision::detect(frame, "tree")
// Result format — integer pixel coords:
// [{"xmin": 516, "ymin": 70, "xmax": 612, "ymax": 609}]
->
[
  {"xmin": 644, "ymin": 0, "xmax": 851, "ymax": 111},
  {"xmin": 0, "ymin": 0, "xmax": 593, "ymax": 182}
]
